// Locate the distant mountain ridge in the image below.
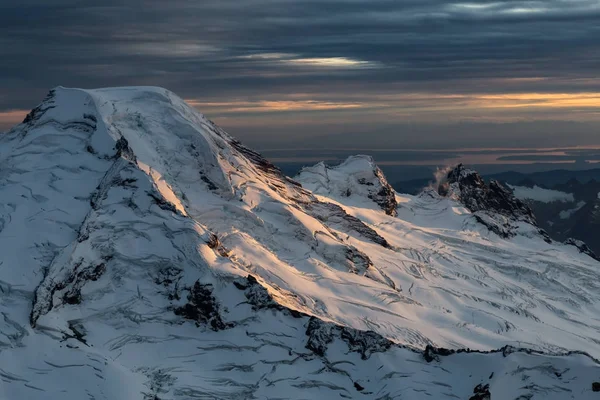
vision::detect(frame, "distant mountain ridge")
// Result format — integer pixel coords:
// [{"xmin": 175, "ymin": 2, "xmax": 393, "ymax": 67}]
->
[{"xmin": 393, "ymin": 166, "xmax": 600, "ymax": 195}]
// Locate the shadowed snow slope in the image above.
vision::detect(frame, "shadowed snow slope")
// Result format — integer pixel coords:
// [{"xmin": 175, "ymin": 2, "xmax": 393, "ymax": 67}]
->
[{"xmin": 0, "ymin": 86, "xmax": 599, "ymax": 399}]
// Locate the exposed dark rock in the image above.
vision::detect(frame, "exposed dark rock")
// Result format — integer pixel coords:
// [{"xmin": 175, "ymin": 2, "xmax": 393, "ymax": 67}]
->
[
  {"xmin": 305, "ymin": 317, "xmax": 335, "ymax": 357},
  {"xmin": 565, "ymin": 238, "xmax": 600, "ymax": 261},
  {"xmin": 62, "ymin": 321, "xmax": 88, "ymax": 346},
  {"xmin": 62, "ymin": 290, "xmax": 82, "ymax": 305},
  {"xmin": 437, "ymin": 164, "xmax": 550, "ymax": 239},
  {"xmin": 592, "ymin": 382, "xmax": 600, "ymax": 392},
  {"xmin": 154, "ymin": 266, "xmax": 182, "ymax": 287},
  {"xmin": 305, "ymin": 317, "xmax": 393, "ymax": 360},
  {"xmin": 113, "ymin": 177, "xmax": 138, "ymax": 188},
  {"xmin": 367, "ymin": 165, "xmax": 398, "ymax": 217},
  {"xmin": 469, "ymin": 383, "xmax": 491, "ymax": 400},
  {"xmin": 174, "ymin": 281, "xmax": 229, "ymax": 331},
  {"xmin": 473, "ymin": 214, "xmax": 515, "ymax": 239},
  {"xmin": 340, "ymin": 326, "xmax": 393, "ymax": 359},
  {"xmin": 83, "ymin": 113, "xmax": 97, "ymax": 123},
  {"xmin": 423, "ymin": 344, "xmax": 455, "ymax": 362},
  {"xmin": 148, "ymin": 193, "xmax": 178, "ymax": 214},
  {"xmin": 205, "ymin": 233, "xmax": 230, "ymax": 257},
  {"xmin": 237, "ymin": 275, "xmax": 278, "ymax": 309},
  {"xmin": 86, "ymin": 145, "xmax": 97, "ymax": 154},
  {"xmin": 284, "ymin": 176, "xmax": 303, "ymax": 188},
  {"xmin": 440, "ymin": 164, "xmax": 537, "ymax": 225},
  {"xmin": 200, "ymin": 174, "xmax": 218, "ymax": 191},
  {"xmin": 306, "ymin": 201, "xmax": 391, "ymax": 248},
  {"xmin": 345, "ymin": 247, "xmax": 375, "ymax": 275},
  {"xmin": 354, "ymin": 382, "xmax": 365, "ymax": 391},
  {"xmin": 155, "ymin": 266, "xmax": 182, "ymax": 301},
  {"xmin": 22, "ymin": 89, "xmax": 56, "ymax": 126},
  {"xmin": 233, "ymin": 275, "xmax": 304, "ymax": 318},
  {"xmin": 30, "ymin": 261, "xmax": 107, "ymax": 327},
  {"xmin": 114, "ymin": 136, "xmax": 136, "ymax": 161},
  {"xmin": 60, "ymin": 262, "xmax": 106, "ymax": 306},
  {"xmin": 228, "ymin": 137, "xmax": 283, "ymax": 177}
]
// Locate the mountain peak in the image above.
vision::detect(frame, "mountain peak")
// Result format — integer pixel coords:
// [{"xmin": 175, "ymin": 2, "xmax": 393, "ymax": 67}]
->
[
  {"xmin": 296, "ymin": 155, "xmax": 398, "ymax": 216},
  {"xmin": 438, "ymin": 163, "xmax": 537, "ymax": 224}
]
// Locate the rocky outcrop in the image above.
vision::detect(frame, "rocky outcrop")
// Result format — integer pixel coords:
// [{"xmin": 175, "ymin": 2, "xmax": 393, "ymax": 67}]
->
[
  {"xmin": 437, "ymin": 164, "xmax": 554, "ymax": 240},
  {"xmin": 305, "ymin": 317, "xmax": 393, "ymax": 360},
  {"xmin": 368, "ymin": 164, "xmax": 398, "ymax": 216},
  {"xmin": 305, "ymin": 201, "xmax": 391, "ymax": 248},
  {"xmin": 174, "ymin": 281, "xmax": 229, "ymax": 331},
  {"xmin": 439, "ymin": 164, "xmax": 537, "ymax": 224},
  {"xmin": 233, "ymin": 275, "xmax": 305, "ymax": 318},
  {"xmin": 565, "ymin": 238, "xmax": 600, "ymax": 261},
  {"xmin": 22, "ymin": 89, "xmax": 57, "ymax": 126},
  {"xmin": 469, "ymin": 384, "xmax": 491, "ymax": 400}
]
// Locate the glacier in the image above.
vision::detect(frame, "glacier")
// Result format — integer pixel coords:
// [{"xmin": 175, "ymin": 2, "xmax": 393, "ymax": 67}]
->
[{"xmin": 0, "ymin": 86, "xmax": 599, "ymax": 399}]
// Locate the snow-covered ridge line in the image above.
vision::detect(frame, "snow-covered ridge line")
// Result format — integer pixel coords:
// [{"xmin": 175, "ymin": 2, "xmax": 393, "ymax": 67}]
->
[
  {"xmin": 2, "ymin": 86, "xmax": 600, "ymax": 399},
  {"xmin": 296, "ymin": 155, "xmax": 398, "ymax": 216}
]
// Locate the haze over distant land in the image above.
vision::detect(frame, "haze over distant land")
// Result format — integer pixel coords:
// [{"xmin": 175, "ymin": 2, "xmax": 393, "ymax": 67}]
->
[{"xmin": 2, "ymin": 0, "xmax": 600, "ymax": 171}]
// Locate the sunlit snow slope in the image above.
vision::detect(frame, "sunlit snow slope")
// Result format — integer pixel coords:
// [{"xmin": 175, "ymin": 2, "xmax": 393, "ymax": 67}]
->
[{"xmin": 0, "ymin": 86, "xmax": 599, "ymax": 399}]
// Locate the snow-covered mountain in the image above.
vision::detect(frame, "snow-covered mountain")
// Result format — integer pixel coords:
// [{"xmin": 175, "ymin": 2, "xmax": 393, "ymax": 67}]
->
[{"xmin": 1, "ymin": 86, "xmax": 599, "ymax": 399}]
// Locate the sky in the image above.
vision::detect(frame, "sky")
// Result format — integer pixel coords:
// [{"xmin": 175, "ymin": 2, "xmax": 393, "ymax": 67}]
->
[{"xmin": 2, "ymin": 0, "xmax": 600, "ymax": 159}]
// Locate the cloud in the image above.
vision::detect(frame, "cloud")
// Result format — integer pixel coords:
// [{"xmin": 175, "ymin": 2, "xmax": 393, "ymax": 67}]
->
[
  {"xmin": 186, "ymin": 99, "xmax": 365, "ymax": 113},
  {"xmin": 282, "ymin": 57, "xmax": 378, "ymax": 69},
  {"xmin": 1, "ymin": 0, "xmax": 600, "ymax": 148}
]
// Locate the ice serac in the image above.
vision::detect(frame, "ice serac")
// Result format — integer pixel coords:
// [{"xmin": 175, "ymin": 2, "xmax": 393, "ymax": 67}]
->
[
  {"xmin": 1, "ymin": 86, "xmax": 600, "ymax": 399},
  {"xmin": 297, "ymin": 155, "xmax": 398, "ymax": 216}
]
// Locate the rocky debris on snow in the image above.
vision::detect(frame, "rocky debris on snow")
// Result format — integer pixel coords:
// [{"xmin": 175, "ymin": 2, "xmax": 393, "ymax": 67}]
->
[
  {"xmin": 174, "ymin": 281, "xmax": 229, "ymax": 330},
  {"xmin": 305, "ymin": 317, "xmax": 393, "ymax": 360},
  {"xmin": 305, "ymin": 201, "xmax": 391, "ymax": 248},
  {"xmin": 469, "ymin": 383, "xmax": 491, "ymax": 400},
  {"xmin": 205, "ymin": 233, "xmax": 230, "ymax": 257},
  {"xmin": 233, "ymin": 275, "xmax": 304, "ymax": 318},
  {"xmin": 30, "ymin": 260, "xmax": 107, "ymax": 327}
]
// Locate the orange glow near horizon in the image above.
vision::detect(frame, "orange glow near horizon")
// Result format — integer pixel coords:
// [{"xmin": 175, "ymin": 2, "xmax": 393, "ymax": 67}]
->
[
  {"xmin": 0, "ymin": 110, "xmax": 27, "ymax": 127},
  {"xmin": 474, "ymin": 92, "xmax": 600, "ymax": 108},
  {"xmin": 185, "ymin": 92, "xmax": 600, "ymax": 117},
  {"xmin": 185, "ymin": 99, "xmax": 364, "ymax": 112},
  {"xmin": 4, "ymin": 91, "xmax": 600, "ymax": 132}
]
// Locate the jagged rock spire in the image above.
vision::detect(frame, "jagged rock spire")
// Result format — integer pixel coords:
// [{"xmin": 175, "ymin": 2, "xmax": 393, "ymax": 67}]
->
[{"xmin": 438, "ymin": 164, "xmax": 537, "ymax": 225}]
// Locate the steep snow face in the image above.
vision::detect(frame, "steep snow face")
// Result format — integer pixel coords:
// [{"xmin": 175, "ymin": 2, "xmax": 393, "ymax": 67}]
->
[
  {"xmin": 297, "ymin": 155, "xmax": 398, "ymax": 216},
  {"xmin": 87, "ymin": 86, "xmax": 312, "ymax": 204},
  {"xmin": 1, "ymin": 87, "xmax": 600, "ymax": 399}
]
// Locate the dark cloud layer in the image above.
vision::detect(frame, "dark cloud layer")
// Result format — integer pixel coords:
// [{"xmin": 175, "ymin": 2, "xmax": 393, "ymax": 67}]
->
[{"xmin": 1, "ymin": 0, "xmax": 600, "ymax": 148}]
